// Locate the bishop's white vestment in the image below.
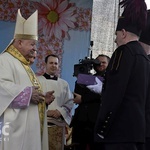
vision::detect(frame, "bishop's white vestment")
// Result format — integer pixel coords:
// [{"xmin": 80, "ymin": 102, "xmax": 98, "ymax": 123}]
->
[{"xmin": 0, "ymin": 47, "xmax": 48, "ymax": 150}]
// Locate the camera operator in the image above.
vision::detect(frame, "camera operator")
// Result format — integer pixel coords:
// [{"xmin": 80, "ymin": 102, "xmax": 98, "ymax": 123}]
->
[
  {"xmin": 70, "ymin": 54, "xmax": 110, "ymax": 150},
  {"xmin": 94, "ymin": 54, "xmax": 111, "ymax": 77}
]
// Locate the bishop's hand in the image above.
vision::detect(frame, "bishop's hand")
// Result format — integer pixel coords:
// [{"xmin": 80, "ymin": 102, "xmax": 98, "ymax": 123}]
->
[{"xmin": 31, "ymin": 86, "xmax": 45, "ymax": 104}]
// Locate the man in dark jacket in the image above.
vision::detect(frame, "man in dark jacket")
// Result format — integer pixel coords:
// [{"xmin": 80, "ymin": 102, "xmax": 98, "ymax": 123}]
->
[
  {"xmin": 94, "ymin": 1, "xmax": 150, "ymax": 150},
  {"xmin": 70, "ymin": 54, "xmax": 110, "ymax": 150},
  {"xmin": 139, "ymin": 10, "xmax": 150, "ymax": 150}
]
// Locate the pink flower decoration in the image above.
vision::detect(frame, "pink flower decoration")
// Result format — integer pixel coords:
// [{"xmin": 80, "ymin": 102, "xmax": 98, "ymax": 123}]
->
[
  {"xmin": 77, "ymin": 8, "xmax": 92, "ymax": 31},
  {"xmin": 0, "ymin": 0, "xmax": 35, "ymax": 21},
  {"xmin": 33, "ymin": 0, "xmax": 77, "ymax": 40}
]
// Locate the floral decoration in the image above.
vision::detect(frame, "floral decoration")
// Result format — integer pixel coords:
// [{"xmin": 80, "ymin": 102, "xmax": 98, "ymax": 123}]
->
[
  {"xmin": 0, "ymin": 1, "xmax": 35, "ymax": 21},
  {"xmin": 33, "ymin": 0, "xmax": 78, "ymax": 40}
]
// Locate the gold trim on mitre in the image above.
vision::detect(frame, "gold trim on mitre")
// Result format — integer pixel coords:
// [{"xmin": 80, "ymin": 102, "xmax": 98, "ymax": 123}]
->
[
  {"xmin": 14, "ymin": 9, "xmax": 38, "ymax": 40},
  {"xmin": 14, "ymin": 34, "xmax": 38, "ymax": 40}
]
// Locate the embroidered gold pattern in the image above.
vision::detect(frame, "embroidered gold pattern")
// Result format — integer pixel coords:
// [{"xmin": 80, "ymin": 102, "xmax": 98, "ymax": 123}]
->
[{"xmin": 14, "ymin": 34, "xmax": 38, "ymax": 40}]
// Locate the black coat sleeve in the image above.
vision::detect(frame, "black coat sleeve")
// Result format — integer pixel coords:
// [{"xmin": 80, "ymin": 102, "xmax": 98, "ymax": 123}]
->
[
  {"xmin": 74, "ymin": 81, "xmax": 101, "ymax": 103},
  {"xmin": 95, "ymin": 45, "xmax": 135, "ymax": 138}
]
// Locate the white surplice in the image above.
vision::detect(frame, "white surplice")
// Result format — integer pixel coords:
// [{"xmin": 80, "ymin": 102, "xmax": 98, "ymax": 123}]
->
[
  {"xmin": 37, "ymin": 76, "xmax": 74, "ymax": 125},
  {"xmin": 0, "ymin": 52, "xmax": 48, "ymax": 150}
]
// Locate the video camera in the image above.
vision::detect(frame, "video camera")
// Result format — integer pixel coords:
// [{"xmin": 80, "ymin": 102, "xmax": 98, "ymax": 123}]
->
[
  {"xmin": 73, "ymin": 41, "xmax": 100, "ymax": 76},
  {"xmin": 73, "ymin": 57, "xmax": 100, "ymax": 77}
]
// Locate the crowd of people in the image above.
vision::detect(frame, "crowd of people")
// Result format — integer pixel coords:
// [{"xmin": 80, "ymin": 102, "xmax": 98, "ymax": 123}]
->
[{"xmin": 1, "ymin": 0, "xmax": 150, "ymax": 150}]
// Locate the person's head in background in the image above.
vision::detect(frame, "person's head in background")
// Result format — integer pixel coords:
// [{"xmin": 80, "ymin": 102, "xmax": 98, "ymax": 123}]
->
[
  {"xmin": 139, "ymin": 10, "xmax": 150, "ymax": 56},
  {"xmin": 115, "ymin": 0, "xmax": 147, "ymax": 47},
  {"xmin": 93, "ymin": 54, "xmax": 110, "ymax": 76},
  {"xmin": 45, "ymin": 54, "xmax": 59, "ymax": 76},
  {"xmin": 29, "ymin": 50, "xmax": 37, "ymax": 65}
]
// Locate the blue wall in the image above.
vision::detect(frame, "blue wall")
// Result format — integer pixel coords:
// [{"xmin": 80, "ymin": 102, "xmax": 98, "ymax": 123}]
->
[{"xmin": 0, "ymin": 21, "xmax": 15, "ymax": 51}]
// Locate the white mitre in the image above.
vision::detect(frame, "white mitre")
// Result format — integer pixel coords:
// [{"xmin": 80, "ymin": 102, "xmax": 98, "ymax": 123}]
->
[
  {"xmin": 1, "ymin": 9, "xmax": 38, "ymax": 54},
  {"xmin": 14, "ymin": 9, "xmax": 38, "ymax": 40}
]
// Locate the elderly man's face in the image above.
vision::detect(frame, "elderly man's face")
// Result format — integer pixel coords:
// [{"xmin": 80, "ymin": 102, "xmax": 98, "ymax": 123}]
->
[
  {"xmin": 19, "ymin": 39, "xmax": 37, "ymax": 61},
  {"xmin": 115, "ymin": 30, "xmax": 127, "ymax": 47},
  {"xmin": 29, "ymin": 50, "xmax": 37, "ymax": 65},
  {"xmin": 115, "ymin": 31, "xmax": 124, "ymax": 47}
]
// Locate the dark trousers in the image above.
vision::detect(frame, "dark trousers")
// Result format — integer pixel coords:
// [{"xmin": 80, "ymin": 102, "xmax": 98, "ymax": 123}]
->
[
  {"xmin": 145, "ymin": 138, "xmax": 150, "ymax": 150},
  {"xmin": 72, "ymin": 121, "xmax": 95, "ymax": 150},
  {"xmin": 94, "ymin": 143, "xmax": 145, "ymax": 150}
]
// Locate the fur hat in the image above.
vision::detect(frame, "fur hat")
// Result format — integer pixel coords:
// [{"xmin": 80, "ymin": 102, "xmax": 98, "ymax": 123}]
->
[
  {"xmin": 116, "ymin": 0, "xmax": 147, "ymax": 36},
  {"xmin": 139, "ymin": 10, "xmax": 150, "ymax": 45}
]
